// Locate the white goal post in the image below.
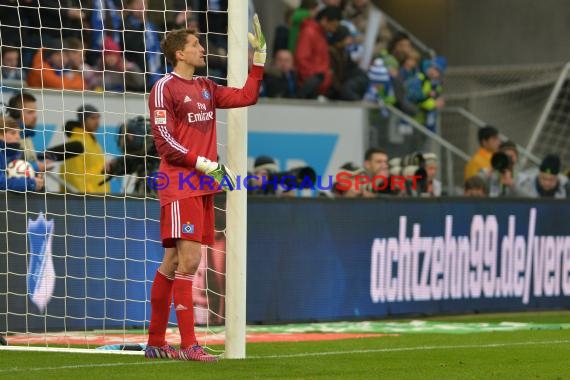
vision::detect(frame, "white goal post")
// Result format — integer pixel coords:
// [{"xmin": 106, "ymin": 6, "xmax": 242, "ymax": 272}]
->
[{"xmin": 225, "ymin": 0, "xmax": 249, "ymax": 360}]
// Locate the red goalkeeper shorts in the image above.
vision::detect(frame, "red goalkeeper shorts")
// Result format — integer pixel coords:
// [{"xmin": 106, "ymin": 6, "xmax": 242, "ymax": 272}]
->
[{"xmin": 160, "ymin": 195, "xmax": 215, "ymax": 247}]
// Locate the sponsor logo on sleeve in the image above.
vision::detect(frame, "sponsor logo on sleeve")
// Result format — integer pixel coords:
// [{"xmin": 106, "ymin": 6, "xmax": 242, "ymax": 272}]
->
[{"xmin": 154, "ymin": 110, "xmax": 167, "ymax": 125}]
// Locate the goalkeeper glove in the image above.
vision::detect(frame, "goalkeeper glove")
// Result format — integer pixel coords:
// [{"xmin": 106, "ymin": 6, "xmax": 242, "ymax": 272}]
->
[
  {"xmin": 196, "ymin": 156, "xmax": 237, "ymax": 191},
  {"xmin": 248, "ymin": 13, "xmax": 266, "ymax": 67}
]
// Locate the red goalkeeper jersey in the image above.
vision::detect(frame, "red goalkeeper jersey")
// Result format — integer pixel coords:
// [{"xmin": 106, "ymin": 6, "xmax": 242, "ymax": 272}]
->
[{"xmin": 149, "ymin": 66, "xmax": 263, "ymax": 206}]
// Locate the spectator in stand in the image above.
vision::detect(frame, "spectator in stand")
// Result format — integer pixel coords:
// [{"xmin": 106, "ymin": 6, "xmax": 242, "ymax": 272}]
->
[
  {"xmin": 388, "ymin": 32, "xmax": 412, "ymax": 64},
  {"xmin": 410, "ymin": 59, "xmax": 445, "ymax": 133},
  {"xmin": 122, "ymin": 0, "xmax": 164, "ymax": 90},
  {"xmin": 0, "ymin": 116, "xmax": 44, "ymax": 192},
  {"xmin": 288, "ymin": 0, "xmax": 319, "ymax": 54},
  {"xmin": 89, "ymin": 0, "xmax": 123, "ymax": 64},
  {"xmin": 419, "ymin": 153, "xmax": 441, "ymax": 197},
  {"xmin": 63, "ymin": 37, "xmax": 99, "ymax": 91},
  {"xmin": 295, "ymin": 6, "xmax": 342, "ymax": 99},
  {"xmin": 60, "ymin": 105, "xmax": 109, "ymax": 194},
  {"xmin": 464, "ymin": 175, "xmax": 488, "ymax": 197},
  {"xmin": 193, "ymin": 0, "xmax": 229, "ymax": 83},
  {"xmin": 399, "ymin": 48, "xmax": 420, "ymax": 83},
  {"xmin": 343, "ymin": 0, "xmax": 370, "ymax": 37},
  {"xmin": 327, "ymin": 24, "xmax": 369, "ymax": 101},
  {"xmin": 364, "ymin": 55, "xmax": 394, "ymax": 107},
  {"xmin": 517, "ymin": 154, "xmax": 568, "ymax": 199},
  {"xmin": 339, "ymin": 20, "xmax": 364, "ymax": 64},
  {"xmin": 364, "ymin": 54, "xmax": 418, "ymax": 117},
  {"xmin": 27, "ymin": 38, "xmax": 85, "ymax": 90},
  {"xmin": 6, "ymin": 91, "xmax": 52, "ymax": 172},
  {"xmin": 262, "ymin": 49, "xmax": 298, "ymax": 98},
  {"xmin": 1, "ymin": 47, "xmax": 25, "ymax": 81},
  {"xmin": 464, "ymin": 125, "xmax": 501, "ymax": 180},
  {"xmin": 169, "ymin": 0, "xmax": 201, "ymax": 30},
  {"xmin": 17, "ymin": 0, "xmax": 85, "ymax": 69},
  {"xmin": 94, "ymin": 36, "xmax": 145, "ymax": 92},
  {"xmin": 362, "ymin": 147, "xmax": 395, "ymax": 197}
]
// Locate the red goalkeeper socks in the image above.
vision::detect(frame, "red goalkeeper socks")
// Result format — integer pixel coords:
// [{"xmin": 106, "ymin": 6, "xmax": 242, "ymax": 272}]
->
[
  {"xmin": 173, "ymin": 271, "xmax": 198, "ymax": 348},
  {"xmin": 147, "ymin": 270, "xmax": 174, "ymax": 347}
]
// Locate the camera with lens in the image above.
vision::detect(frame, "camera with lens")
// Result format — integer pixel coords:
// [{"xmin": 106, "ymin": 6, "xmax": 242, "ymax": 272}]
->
[
  {"xmin": 275, "ymin": 166, "xmax": 317, "ymax": 192},
  {"xmin": 104, "ymin": 116, "xmax": 160, "ymax": 196},
  {"xmin": 491, "ymin": 151, "xmax": 513, "ymax": 174},
  {"xmin": 388, "ymin": 152, "xmax": 429, "ymax": 196},
  {"xmin": 248, "ymin": 156, "xmax": 317, "ymax": 196}
]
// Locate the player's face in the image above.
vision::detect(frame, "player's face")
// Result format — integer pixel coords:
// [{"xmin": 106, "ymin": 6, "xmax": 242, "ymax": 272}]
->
[{"xmin": 178, "ymin": 34, "xmax": 206, "ymax": 68}]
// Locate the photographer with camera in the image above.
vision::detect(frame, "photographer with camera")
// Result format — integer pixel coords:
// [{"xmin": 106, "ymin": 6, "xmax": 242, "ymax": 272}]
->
[
  {"xmin": 247, "ymin": 155, "xmax": 317, "ymax": 197},
  {"xmin": 388, "ymin": 152, "xmax": 442, "ymax": 197},
  {"xmin": 59, "ymin": 105, "xmax": 108, "ymax": 194},
  {"xmin": 104, "ymin": 116, "xmax": 160, "ymax": 197},
  {"xmin": 485, "ymin": 141, "xmax": 529, "ymax": 197},
  {"xmin": 248, "ymin": 156, "xmax": 279, "ymax": 196}
]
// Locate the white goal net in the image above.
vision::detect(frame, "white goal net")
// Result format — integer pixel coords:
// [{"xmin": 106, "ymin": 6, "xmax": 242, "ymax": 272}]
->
[{"xmin": 0, "ymin": 0, "xmax": 248, "ymax": 356}]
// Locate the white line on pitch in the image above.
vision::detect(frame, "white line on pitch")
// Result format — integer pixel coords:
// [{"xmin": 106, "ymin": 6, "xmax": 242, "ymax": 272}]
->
[
  {"xmin": 0, "ymin": 339, "xmax": 569, "ymax": 374},
  {"xmin": 248, "ymin": 339, "xmax": 570, "ymax": 359},
  {"xmin": 0, "ymin": 361, "xmax": 178, "ymax": 374}
]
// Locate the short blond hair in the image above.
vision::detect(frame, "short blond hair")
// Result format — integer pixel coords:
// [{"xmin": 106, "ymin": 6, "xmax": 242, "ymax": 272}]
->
[{"xmin": 160, "ymin": 28, "xmax": 198, "ymax": 66}]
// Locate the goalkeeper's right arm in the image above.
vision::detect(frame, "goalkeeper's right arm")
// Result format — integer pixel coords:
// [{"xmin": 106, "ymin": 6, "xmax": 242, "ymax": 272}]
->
[{"xmin": 195, "ymin": 156, "xmax": 237, "ymax": 192}]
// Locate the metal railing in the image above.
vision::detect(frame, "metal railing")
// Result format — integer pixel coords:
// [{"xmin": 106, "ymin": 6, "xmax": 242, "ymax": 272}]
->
[
  {"xmin": 442, "ymin": 107, "xmax": 541, "ymax": 166},
  {"xmin": 522, "ymin": 61, "xmax": 570, "ymax": 167},
  {"xmin": 384, "ymin": 104, "xmax": 470, "ymax": 195}
]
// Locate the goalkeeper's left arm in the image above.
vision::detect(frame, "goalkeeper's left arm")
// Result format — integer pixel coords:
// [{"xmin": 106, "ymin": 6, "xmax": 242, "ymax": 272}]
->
[{"xmin": 214, "ymin": 13, "xmax": 265, "ymax": 108}]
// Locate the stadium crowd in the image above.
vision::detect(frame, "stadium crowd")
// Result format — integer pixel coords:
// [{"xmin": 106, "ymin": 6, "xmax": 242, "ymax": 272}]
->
[
  {"xmin": 263, "ymin": 0, "xmax": 445, "ymax": 132},
  {"xmin": 0, "ymin": 0, "xmax": 231, "ymax": 92},
  {"xmin": 0, "ymin": 0, "xmax": 568, "ymax": 199}
]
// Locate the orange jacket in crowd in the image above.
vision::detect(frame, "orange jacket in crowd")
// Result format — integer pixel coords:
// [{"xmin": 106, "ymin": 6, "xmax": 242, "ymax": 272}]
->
[{"xmin": 27, "ymin": 50, "xmax": 85, "ymax": 90}]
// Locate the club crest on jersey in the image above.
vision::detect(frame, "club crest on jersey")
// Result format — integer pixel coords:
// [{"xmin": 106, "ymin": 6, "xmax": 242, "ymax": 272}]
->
[
  {"xmin": 182, "ymin": 222, "xmax": 194, "ymax": 234},
  {"xmin": 201, "ymin": 89, "xmax": 211, "ymax": 100},
  {"xmin": 154, "ymin": 110, "xmax": 166, "ymax": 124}
]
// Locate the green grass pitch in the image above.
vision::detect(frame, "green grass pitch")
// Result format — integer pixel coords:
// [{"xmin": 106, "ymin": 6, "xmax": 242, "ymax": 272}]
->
[{"xmin": 1, "ymin": 311, "xmax": 569, "ymax": 380}]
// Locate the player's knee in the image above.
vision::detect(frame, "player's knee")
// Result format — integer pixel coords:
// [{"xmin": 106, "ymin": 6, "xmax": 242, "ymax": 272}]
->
[
  {"xmin": 178, "ymin": 252, "xmax": 201, "ymax": 274},
  {"xmin": 176, "ymin": 243, "xmax": 201, "ymax": 274},
  {"xmin": 177, "ymin": 256, "xmax": 200, "ymax": 274}
]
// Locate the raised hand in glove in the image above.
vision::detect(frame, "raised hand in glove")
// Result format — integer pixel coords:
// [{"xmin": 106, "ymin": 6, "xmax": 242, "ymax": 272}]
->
[{"xmin": 248, "ymin": 13, "xmax": 266, "ymax": 67}]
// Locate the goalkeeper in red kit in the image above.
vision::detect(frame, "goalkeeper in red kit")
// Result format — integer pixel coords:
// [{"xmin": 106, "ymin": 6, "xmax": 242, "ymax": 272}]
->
[{"xmin": 144, "ymin": 15, "xmax": 266, "ymax": 361}]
